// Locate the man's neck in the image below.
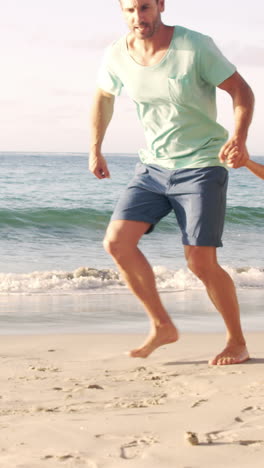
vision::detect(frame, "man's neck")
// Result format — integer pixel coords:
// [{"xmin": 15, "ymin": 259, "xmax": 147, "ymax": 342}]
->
[
  {"xmin": 127, "ymin": 25, "xmax": 174, "ymax": 66},
  {"xmin": 129, "ymin": 23, "xmax": 171, "ymax": 51}
]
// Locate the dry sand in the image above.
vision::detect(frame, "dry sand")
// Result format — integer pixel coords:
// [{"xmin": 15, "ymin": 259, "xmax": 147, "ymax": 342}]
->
[{"xmin": 0, "ymin": 332, "xmax": 264, "ymax": 467}]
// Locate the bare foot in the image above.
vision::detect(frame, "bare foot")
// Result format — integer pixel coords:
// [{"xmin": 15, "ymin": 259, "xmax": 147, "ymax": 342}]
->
[
  {"xmin": 209, "ymin": 343, "xmax": 250, "ymax": 366},
  {"xmin": 128, "ymin": 322, "xmax": 179, "ymax": 358}
]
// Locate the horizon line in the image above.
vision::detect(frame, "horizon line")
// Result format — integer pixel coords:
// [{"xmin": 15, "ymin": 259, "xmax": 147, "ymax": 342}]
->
[{"xmin": 0, "ymin": 151, "xmax": 263, "ymax": 158}]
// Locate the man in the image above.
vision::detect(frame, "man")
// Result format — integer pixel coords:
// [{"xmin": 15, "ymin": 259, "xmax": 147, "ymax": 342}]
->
[{"xmin": 89, "ymin": 0, "xmax": 254, "ymax": 365}]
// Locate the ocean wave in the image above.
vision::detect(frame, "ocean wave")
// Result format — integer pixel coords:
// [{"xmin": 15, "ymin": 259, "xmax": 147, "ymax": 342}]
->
[
  {"xmin": 0, "ymin": 205, "xmax": 263, "ymax": 231},
  {"xmin": 225, "ymin": 206, "xmax": 264, "ymax": 227},
  {"xmin": 0, "ymin": 265, "xmax": 263, "ymax": 295},
  {"xmin": 0, "ymin": 207, "xmax": 112, "ymax": 230}
]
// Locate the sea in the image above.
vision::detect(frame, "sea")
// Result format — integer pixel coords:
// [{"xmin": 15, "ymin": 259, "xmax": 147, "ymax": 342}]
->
[{"xmin": 0, "ymin": 152, "xmax": 263, "ymax": 334}]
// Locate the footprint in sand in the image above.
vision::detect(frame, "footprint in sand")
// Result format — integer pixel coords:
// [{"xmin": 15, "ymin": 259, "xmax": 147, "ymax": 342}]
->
[
  {"xmin": 42, "ymin": 453, "xmax": 97, "ymax": 466},
  {"xmin": 237, "ymin": 405, "xmax": 264, "ymax": 426},
  {"xmin": 120, "ymin": 434, "xmax": 159, "ymax": 460},
  {"xmin": 241, "ymin": 405, "xmax": 263, "ymax": 413},
  {"xmin": 32, "ymin": 405, "xmax": 60, "ymax": 414},
  {"xmin": 191, "ymin": 398, "xmax": 208, "ymax": 408},
  {"xmin": 88, "ymin": 384, "xmax": 104, "ymax": 390},
  {"xmin": 94, "ymin": 432, "xmax": 158, "ymax": 460},
  {"xmin": 203, "ymin": 405, "xmax": 264, "ymax": 446},
  {"xmin": 29, "ymin": 366, "xmax": 60, "ymax": 373},
  {"xmin": 234, "ymin": 416, "xmax": 243, "ymax": 422},
  {"xmin": 106, "ymin": 393, "xmax": 167, "ymax": 409}
]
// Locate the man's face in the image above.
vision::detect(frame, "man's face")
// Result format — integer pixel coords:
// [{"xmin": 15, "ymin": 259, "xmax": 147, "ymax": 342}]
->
[{"xmin": 120, "ymin": 0, "xmax": 165, "ymax": 40}]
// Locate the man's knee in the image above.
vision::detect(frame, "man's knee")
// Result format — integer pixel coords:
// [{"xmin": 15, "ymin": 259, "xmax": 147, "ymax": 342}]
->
[
  {"xmin": 103, "ymin": 234, "xmax": 119, "ymax": 257},
  {"xmin": 103, "ymin": 233, "xmax": 132, "ymax": 262},
  {"xmin": 103, "ymin": 220, "xmax": 147, "ymax": 260},
  {"xmin": 186, "ymin": 247, "xmax": 217, "ymax": 281},
  {"xmin": 187, "ymin": 257, "xmax": 208, "ymax": 280}
]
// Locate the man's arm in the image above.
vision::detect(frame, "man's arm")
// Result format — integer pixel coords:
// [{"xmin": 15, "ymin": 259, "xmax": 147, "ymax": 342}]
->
[
  {"xmin": 89, "ymin": 88, "xmax": 115, "ymax": 179},
  {"xmin": 218, "ymin": 71, "xmax": 255, "ymax": 168}
]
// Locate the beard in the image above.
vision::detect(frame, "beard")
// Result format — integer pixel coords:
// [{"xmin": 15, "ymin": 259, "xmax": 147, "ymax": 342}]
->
[{"xmin": 133, "ymin": 19, "xmax": 160, "ymax": 39}]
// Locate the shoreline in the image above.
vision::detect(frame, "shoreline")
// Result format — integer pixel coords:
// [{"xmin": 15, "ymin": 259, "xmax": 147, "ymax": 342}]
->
[{"xmin": 0, "ymin": 288, "xmax": 263, "ymax": 336}]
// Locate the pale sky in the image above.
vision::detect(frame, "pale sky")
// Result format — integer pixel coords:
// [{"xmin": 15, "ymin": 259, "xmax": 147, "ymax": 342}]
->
[{"xmin": 1, "ymin": 0, "xmax": 263, "ymax": 155}]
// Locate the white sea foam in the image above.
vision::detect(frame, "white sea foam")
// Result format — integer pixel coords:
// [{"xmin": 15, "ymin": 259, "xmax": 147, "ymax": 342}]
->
[{"xmin": 0, "ymin": 265, "xmax": 263, "ymax": 295}]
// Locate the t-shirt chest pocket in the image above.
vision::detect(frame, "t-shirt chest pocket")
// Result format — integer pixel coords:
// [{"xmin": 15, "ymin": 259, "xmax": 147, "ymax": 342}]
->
[{"xmin": 168, "ymin": 75, "xmax": 194, "ymax": 105}]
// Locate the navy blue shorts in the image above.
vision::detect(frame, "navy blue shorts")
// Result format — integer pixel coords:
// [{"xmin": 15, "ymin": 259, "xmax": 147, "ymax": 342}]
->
[{"xmin": 111, "ymin": 163, "xmax": 228, "ymax": 247}]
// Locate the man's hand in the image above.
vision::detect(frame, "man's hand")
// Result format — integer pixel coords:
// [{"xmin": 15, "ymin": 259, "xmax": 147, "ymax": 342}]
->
[
  {"xmin": 218, "ymin": 72, "xmax": 254, "ymax": 169},
  {"xmin": 218, "ymin": 135, "xmax": 249, "ymax": 169},
  {"xmin": 89, "ymin": 88, "xmax": 115, "ymax": 179},
  {"xmin": 89, "ymin": 152, "xmax": 110, "ymax": 179}
]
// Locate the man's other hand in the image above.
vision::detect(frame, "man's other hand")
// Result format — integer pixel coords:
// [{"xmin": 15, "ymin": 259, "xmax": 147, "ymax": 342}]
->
[{"xmin": 89, "ymin": 153, "xmax": 111, "ymax": 179}]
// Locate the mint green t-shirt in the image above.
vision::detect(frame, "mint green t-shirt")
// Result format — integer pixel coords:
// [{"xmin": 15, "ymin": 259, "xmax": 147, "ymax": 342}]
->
[{"xmin": 98, "ymin": 26, "xmax": 236, "ymax": 169}]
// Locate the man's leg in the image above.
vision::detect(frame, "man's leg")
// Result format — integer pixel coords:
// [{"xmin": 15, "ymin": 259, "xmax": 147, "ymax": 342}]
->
[
  {"xmin": 103, "ymin": 219, "xmax": 179, "ymax": 357},
  {"xmin": 184, "ymin": 245, "xmax": 249, "ymax": 365}
]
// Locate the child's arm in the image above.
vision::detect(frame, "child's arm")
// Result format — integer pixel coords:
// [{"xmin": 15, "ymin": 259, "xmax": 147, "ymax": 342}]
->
[
  {"xmin": 224, "ymin": 146, "xmax": 264, "ymax": 180},
  {"xmin": 245, "ymin": 159, "xmax": 264, "ymax": 180}
]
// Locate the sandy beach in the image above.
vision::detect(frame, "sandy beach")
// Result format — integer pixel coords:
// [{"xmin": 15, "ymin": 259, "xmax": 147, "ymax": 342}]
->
[{"xmin": 1, "ymin": 332, "xmax": 264, "ymax": 467}]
